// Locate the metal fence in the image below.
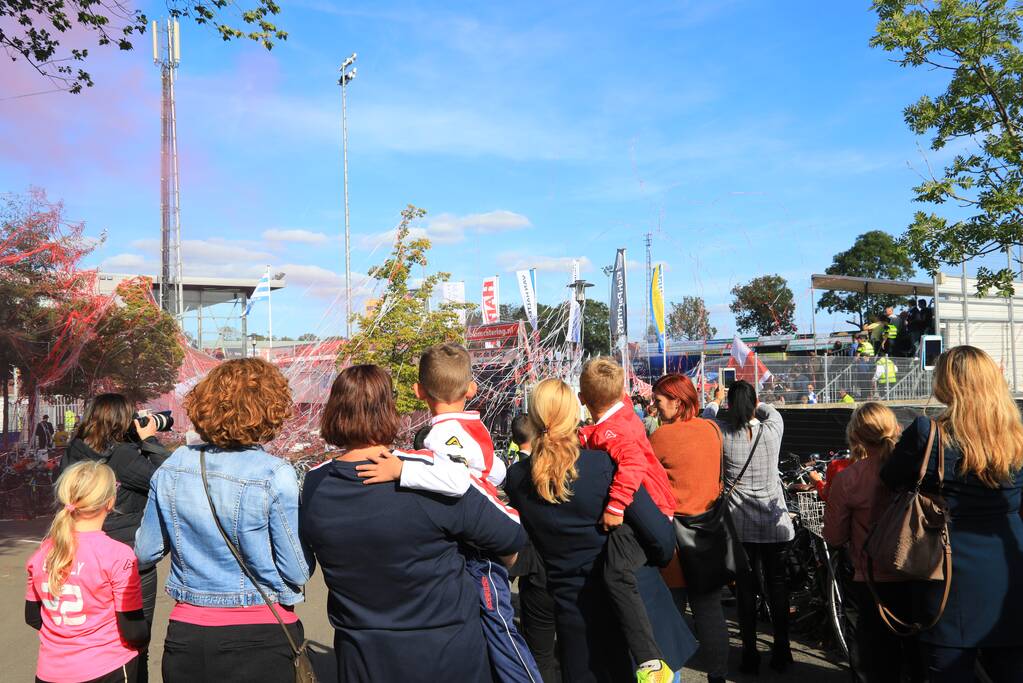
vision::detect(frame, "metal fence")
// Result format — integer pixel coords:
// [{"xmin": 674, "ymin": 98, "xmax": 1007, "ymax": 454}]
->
[{"xmin": 698, "ymin": 355, "xmax": 932, "ymax": 405}]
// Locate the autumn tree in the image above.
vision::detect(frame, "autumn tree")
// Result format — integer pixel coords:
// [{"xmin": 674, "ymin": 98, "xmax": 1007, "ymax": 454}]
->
[
  {"xmin": 872, "ymin": 0, "xmax": 1023, "ymax": 295},
  {"xmin": 730, "ymin": 275, "xmax": 796, "ymax": 336},
  {"xmin": 1, "ymin": 0, "xmax": 286, "ymax": 94},
  {"xmin": 345, "ymin": 206, "xmax": 470, "ymax": 414},
  {"xmin": 816, "ymin": 230, "xmax": 916, "ymax": 327},
  {"xmin": 52, "ymin": 278, "xmax": 185, "ymax": 405},
  {"xmin": 666, "ymin": 296, "xmax": 717, "ymax": 341}
]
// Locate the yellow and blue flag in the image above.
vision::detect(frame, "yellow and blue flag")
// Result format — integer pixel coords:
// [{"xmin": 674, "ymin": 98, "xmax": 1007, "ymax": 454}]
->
[{"xmin": 651, "ymin": 264, "xmax": 666, "ymax": 352}]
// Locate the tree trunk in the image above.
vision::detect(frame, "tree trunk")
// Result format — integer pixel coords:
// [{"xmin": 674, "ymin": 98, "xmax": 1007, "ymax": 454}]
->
[{"xmin": 1, "ymin": 364, "xmax": 8, "ymax": 446}]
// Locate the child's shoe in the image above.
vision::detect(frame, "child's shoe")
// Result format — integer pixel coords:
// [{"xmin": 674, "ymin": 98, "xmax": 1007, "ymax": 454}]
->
[{"xmin": 636, "ymin": 660, "xmax": 679, "ymax": 683}]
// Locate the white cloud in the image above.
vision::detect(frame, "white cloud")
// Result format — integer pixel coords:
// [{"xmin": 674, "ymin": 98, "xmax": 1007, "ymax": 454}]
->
[
  {"xmin": 262, "ymin": 229, "xmax": 331, "ymax": 245},
  {"xmin": 127, "ymin": 237, "xmax": 273, "ymax": 278},
  {"xmin": 497, "ymin": 252, "xmax": 593, "ymax": 274},
  {"xmin": 359, "ymin": 209, "xmax": 531, "ymax": 249},
  {"xmin": 99, "ymin": 253, "xmax": 148, "ymax": 272}
]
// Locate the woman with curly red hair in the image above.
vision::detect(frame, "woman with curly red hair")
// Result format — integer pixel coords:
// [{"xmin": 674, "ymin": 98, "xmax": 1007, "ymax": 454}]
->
[{"xmin": 135, "ymin": 358, "xmax": 310, "ymax": 682}]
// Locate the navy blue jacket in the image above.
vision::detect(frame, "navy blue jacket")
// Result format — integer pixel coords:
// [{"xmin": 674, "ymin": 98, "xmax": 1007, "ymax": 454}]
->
[
  {"xmin": 300, "ymin": 457, "xmax": 526, "ymax": 681},
  {"xmin": 882, "ymin": 416, "xmax": 1023, "ymax": 647},
  {"xmin": 506, "ymin": 449, "xmax": 697, "ymax": 682}
]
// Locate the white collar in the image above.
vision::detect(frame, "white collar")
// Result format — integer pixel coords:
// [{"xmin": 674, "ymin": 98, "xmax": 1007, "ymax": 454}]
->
[
  {"xmin": 430, "ymin": 411, "xmax": 480, "ymax": 426},
  {"xmin": 596, "ymin": 401, "xmax": 625, "ymax": 425}
]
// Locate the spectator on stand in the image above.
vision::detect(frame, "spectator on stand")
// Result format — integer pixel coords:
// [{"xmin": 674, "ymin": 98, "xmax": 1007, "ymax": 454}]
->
[
  {"xmin": 301, "ymin": 364, "xmax": 525, "ymax": 681},
  {"xmin": 649, "ymin": 373, "xmax": 729, "ymax": 683},
  {"xmin": 61, "ymin": 394, "xmax": 170, "ymax": 682},
  {"xmin": 704, "ymin": 381, "xmax": 794, "ymax": 674},
  {"xmin": 506, "ymin": 378, "xmax": 696, "ymax": 682},
  {"xmin": 807, "ymin": 384, "xmax": 818, "ymax": 404},
  {"xmin": 822, "ymin": 402, "xmax": 924, "ymax": 683},
  {"xmin": 507, "ymin": 413, "xmax": 558, "ymax": 682},
  {"xmin": 840, "ymin": 389, "xmax": 856, "ymax": 404},
  {"xmin": 34, "ymin": 414, "xmax": 54, "ymax": 450},
  {"xmin": 25, "ymin": 461, "xmax": 149, "ymax": 683},
  {"xmin": 134, "ymin": 358, "xmax": 310, "ymax": 683},
  {"xmin": 881, "ymin": 346, "xmax": 1023, "ymax": 682}
]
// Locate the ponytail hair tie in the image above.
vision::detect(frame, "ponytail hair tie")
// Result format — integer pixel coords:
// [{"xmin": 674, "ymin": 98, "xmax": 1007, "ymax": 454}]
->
[
  {"xmin": 63, "ymin": 503, "xmax": 77, "ymax": 514},
  {"xmin": 540, "ymin": 426, "xmax": 549, "ymax": 435}
]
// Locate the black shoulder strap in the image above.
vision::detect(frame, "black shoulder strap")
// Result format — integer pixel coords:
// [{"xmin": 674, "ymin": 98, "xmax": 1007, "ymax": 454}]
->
[{"xmin": 199, "ymin": 449, "xmax": 302, "ymax": 657}]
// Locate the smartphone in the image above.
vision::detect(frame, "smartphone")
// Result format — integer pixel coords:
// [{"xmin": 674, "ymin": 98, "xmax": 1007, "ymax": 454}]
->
[
  {"xmin": 720, "ymin": 367, "xmax": 736, "ymax": 388},
  {"xmin": 921, "ymin": 335, "xmax": 943, "ymax": 370}
]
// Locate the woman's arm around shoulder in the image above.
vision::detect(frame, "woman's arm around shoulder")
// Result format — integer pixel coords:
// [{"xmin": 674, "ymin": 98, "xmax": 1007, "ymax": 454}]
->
[
  {"xmin": 624, "ymin": 484, "xmax": 674, "ymax": 567},
  {"xmin": 267, "ymin": 461, "xmax": 311, "ymax": 588},
  {"xmin": 881, "ymin": 415, "xmax": 930, "ymax": 490}
]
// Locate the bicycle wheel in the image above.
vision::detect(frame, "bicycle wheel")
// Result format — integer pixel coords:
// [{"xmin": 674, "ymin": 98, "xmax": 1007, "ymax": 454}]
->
[{"xmin": 826, "ymin": 569, "xmax": 850, "ymax": 659}]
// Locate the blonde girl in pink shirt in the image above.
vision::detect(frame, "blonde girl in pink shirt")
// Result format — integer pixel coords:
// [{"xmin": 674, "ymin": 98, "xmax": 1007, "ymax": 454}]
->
[{"xmin": 25, "ymin": 461, "xmax": 149, "ymax": 683}]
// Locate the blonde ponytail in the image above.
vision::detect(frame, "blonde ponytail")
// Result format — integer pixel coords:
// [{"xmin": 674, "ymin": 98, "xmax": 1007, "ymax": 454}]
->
[
  {"xmin": 528, "ymin": 379, "xmax": 581, "ymax": 503},
  {"xmin": 45, "ymin": 461, "xmax": 116, "ymax": 596}
]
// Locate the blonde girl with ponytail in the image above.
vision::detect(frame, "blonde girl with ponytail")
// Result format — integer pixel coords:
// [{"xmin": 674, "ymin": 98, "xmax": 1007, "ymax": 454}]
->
[
  {"xmin": 25, "ymin": 461, "xmax": 150, "ymax": 683},
  {"xmin": 505, "ymin": 378, "xmax": 693, "ymax": 681}
]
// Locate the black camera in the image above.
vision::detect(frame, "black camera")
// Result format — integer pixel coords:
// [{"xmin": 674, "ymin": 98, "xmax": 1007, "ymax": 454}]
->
[{"xmin": 127, "ymin": 410, "xmax": 174, "ymax": 441}]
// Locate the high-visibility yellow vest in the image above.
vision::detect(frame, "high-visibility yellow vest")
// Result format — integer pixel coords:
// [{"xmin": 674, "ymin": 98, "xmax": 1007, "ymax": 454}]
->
[
  {"xmin": 841, "ymin": 394, "xmax": 856, "ymax": 404},
  {"xmin": 858, "ymin": 340, "xmax": 875, "ymax": 356},
  {"xmin": 885, "ymin": 323, "xmax": 898, "ymax": 340},
  {"xmin": 877, "ymin": 358, "xmax": 898, "ymax": 385}
]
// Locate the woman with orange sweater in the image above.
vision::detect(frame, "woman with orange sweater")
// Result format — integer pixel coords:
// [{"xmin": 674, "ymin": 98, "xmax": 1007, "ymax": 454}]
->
[{"xmin": 649, "ymin": 374, "xmax": 728, "ymax": 683}]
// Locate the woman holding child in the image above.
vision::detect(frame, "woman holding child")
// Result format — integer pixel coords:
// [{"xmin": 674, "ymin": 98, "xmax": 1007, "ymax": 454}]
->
[
  {"xmin": 506, "ymin": 377, "xmax": 697, "ymax": 683},
  {"xmin": 300, "ymin": 364, "xmax": 527, "ymax": 681}
]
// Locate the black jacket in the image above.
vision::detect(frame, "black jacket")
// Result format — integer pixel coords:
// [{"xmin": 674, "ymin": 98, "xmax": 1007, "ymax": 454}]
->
[{"xmin": 60, "ymin": 437, "xmax": 170, "ymax": 546}]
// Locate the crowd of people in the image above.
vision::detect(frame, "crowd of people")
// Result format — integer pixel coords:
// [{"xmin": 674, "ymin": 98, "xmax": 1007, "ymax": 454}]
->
[{"xmin": 20, "ymin": 340, "xmax": 1023, "ymax": 683}]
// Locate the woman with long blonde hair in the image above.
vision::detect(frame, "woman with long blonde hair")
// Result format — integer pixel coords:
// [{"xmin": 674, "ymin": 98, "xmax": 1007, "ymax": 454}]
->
[
  {"xmin": 505, "ymin": 379, "xmax": 696, "ymax": 682},
  {"xmin": 25, "ymin": 461, "xmax": 149, "ymax": 683},
  {"xmin": 823, "ymin": 403, "xmax": 923, "ymax": 683},
  {"xmin": 882, "ymin": 346, "xmax": 1023, "ymax": 682}
]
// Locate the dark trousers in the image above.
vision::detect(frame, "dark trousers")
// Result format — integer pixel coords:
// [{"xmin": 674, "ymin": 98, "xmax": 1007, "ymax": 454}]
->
[
  {"xmin": 162, "ymin": 619, "xmax": 304, "ymax": 683},
  {"xmin": 925, "ymin": 644, "xmax": 1023, "ymax": 683},
  {"xmin": 519, "ymin": 578, "xmax": 558, "ymax": 683},
  {"xmin": 38, "ymin": 656, "xmax": 139, "ymax": 683},
  {"xmin": 603, "ymin": 524, "xmax": 661, "ymax": 664},
  {"xmin": 847, "ymin": 581, "xmax": 924, "ymax": 683},
  {"xmin": 137, "ymin": 565, "xmax": 158, "ymax": 683},
  {"xmin": 736, "ymin": 541, "xmax": 790, "ymax": 656}
]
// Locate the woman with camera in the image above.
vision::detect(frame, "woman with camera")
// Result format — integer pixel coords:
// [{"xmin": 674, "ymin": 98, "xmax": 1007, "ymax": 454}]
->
[{"xmin": 60, "ymin": 393, "xmax": 171, "ymax": 682}]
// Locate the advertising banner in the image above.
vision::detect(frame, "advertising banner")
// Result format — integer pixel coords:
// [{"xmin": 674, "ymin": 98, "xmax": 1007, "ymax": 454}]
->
[
  {"xmin": 609, "ymin": 249, "xmax": 628, "ymax": 345},
  {"xmin": 481, "ymin": 276, "xmax": 500, "ymax": 324},
  {"xmin": 516, "ymin": 269, "xmax": 538, "ymax": 330}
]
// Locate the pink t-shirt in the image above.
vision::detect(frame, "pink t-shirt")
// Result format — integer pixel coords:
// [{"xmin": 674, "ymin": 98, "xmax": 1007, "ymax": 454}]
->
[{"xmin": 25, "ymin": 530, "xmax": 143, "ymax": 683}]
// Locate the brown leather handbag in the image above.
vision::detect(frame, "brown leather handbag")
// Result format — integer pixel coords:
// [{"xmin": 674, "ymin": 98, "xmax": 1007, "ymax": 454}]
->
[
  {"xmin": 864, "ymin": 419, "xmax": 952, "ymax": 635},
  {"xmin": 200, "ymin": 449, "xmax": 318, "ymax": 683}
]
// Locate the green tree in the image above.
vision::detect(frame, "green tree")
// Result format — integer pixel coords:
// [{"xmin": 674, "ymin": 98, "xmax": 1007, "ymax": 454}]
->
[
  {"xmin": 51, "ymin": 278, "xmax": 185, "ymax": 405},
  {"xmin": 297, "ymin": 333, "xmax": 319, "ymax": 342},
  {"xmin": 666, "ymin": 296, "xmax": 717, "ymax": 340},
  {"xmin": 2, "ymin": 0, "xmax": 286, "ymax": 94},
  {"xmin": 499, "ymin": 299, "xmax": 610, "ymax": 357},
  {"xmin": 730, "ymin": 275, "xmax": 796, "ymax": 336},
  {"xmin": 816, "ymin": 230, "xmax": 916, "ymax": 326},
  {"xmin": 872, "ymin": 0, "xmax": 1023, "ymax": 295},
  {"xmin": 345, "ymin": 206, "xmax": 470, "ymax": 414}
]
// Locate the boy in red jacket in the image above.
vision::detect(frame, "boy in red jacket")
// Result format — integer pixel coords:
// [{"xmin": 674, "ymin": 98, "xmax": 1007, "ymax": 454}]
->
[{"xmin": 578, "ymin": 357, "xmax": 678, "ymax": 683}]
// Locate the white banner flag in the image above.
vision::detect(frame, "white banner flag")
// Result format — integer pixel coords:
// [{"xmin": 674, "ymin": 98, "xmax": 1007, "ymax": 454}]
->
[
  {"xmin": 481, "ymin": 276, "xmax": 500, "ymax": 324},
  {"xmin": 441, "ymin": 281, "xmax": 467, "ymax": 324},
  {"xmin": 516, "ymin": 269, "xmax": 538, "ymax": 330},
  {"xmin": 567, "ymin": 297, "xmax": 582, "ymax": 343}
]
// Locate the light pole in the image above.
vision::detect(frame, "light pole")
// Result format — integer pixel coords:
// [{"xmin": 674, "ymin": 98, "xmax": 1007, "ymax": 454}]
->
[
  {"xmin": 568, "ymin": 279, "xmax": 594, "ymax": 365},
  {"xmin": 339, "ymin": 53, "xmax": 357, "ymax": 339},
  {"xmin": 601, "ymin": 265, "xmax": 614, "ymax": 354}
]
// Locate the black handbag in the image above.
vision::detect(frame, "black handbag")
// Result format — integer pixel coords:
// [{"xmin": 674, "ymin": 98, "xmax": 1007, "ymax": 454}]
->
[
  {"xmin": 200, "ymin": 450, "xmax": 318, "ymax": 683},
  {"xmin": 672, "ymin": 423, "xmax": 763, "ymax": 595}
]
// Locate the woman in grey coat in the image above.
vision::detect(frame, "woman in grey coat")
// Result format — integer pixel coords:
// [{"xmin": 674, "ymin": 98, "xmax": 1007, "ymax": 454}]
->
[{"xmin": 704, "ymin": 381, "xmax": 794, "ymax": 674}]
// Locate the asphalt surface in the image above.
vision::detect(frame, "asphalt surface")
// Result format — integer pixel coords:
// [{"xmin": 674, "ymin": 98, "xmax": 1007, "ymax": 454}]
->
[{"xmin": 0, "ymin": 518, "xmax": 847, "ymax": 682}]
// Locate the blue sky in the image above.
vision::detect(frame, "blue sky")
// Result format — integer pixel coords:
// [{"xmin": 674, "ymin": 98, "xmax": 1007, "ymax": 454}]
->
[{"xmin": 0, "ymin": 1, "xmax": 961, "ymax": 341}]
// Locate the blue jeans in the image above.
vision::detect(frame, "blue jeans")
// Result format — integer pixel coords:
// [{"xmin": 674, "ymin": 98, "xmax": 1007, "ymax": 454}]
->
[{"xmin": 926, "ymin": 644, "xmax": 1023, "ymax": 683}]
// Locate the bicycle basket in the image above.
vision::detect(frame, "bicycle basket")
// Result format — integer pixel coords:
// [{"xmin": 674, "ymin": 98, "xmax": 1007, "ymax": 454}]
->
[{"xmin": 796, "ymin": 491, "xmax": 826, "ymax": 539}]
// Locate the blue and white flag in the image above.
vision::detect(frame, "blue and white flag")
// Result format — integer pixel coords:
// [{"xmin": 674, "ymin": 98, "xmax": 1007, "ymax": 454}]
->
[{"xmin": 244, "ymin": 268, "xmax": 272, "ymax": 317}]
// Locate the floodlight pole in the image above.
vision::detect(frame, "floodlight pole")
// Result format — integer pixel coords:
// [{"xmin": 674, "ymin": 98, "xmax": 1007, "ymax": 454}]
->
[{"xmin": 339, "ymin": 54, "xmax": 357, "ymax": 339}]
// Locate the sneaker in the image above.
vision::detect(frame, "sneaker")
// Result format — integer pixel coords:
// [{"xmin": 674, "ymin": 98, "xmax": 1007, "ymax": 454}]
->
[{"xmin": 636, "ymin": 660, "xmax": 679, "ymax": 683}]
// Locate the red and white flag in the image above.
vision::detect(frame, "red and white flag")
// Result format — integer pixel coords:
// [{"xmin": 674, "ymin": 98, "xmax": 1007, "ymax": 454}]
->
[
  {"xmin": 729, "ymin": 335, "xmax": 772, "ymax": 386},
  {"xmin": 481, "ymin": 276, "xmax": 500, "ymax": 324}
]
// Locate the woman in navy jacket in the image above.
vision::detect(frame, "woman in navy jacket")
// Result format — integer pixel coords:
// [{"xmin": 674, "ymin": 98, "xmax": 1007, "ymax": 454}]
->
[
  {"xmin": 505, "ymin": 378, "xmax": 697, "ymax": 682},
  {"xmin": 881, "ymin": 346, "xmax": 1023, "ymax": 682},
  {"xmin": 300, "ymin": 365, "xmax": 526, "ymax": 682}
]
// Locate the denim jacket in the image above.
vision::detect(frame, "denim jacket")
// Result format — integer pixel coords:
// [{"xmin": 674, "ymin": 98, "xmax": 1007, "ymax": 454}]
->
[{"xmin": 135, "ymin": 444, "xmax": 310, "ymax": 607}]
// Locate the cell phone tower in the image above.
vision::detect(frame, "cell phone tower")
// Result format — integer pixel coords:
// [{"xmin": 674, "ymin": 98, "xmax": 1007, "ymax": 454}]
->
[{"xmin": 153, "ymin": 19, "xmax": 184, "ymax": 321}]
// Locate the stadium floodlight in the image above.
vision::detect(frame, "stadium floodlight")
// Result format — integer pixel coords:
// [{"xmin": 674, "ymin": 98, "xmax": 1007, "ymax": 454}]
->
[{"xmin": 339, "ymin": 53, "xmax": 358, "ymax": 338}]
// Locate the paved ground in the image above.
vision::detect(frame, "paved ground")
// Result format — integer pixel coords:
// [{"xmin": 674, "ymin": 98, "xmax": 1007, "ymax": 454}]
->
[{"xmin": 1, "ymin": 518, "xmax": 847, "ymax": 682}]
